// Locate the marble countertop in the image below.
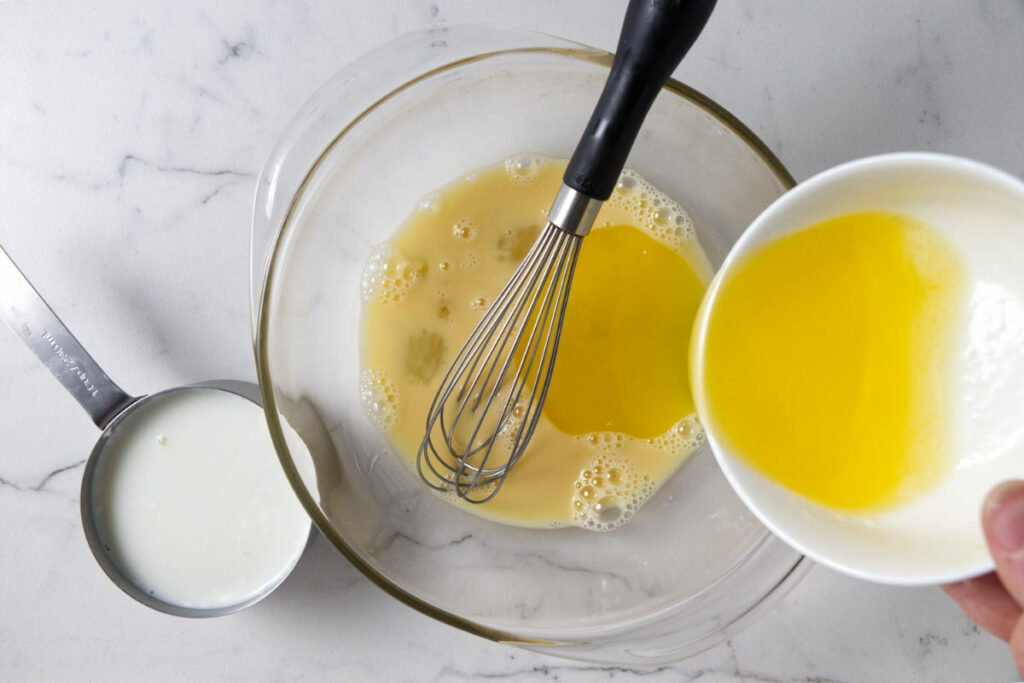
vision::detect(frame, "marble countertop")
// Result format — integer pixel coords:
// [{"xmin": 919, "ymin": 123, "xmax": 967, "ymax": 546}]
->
[{"xmin": 1, "ymin": 1, "xmax": 1020, "ymax": 680}]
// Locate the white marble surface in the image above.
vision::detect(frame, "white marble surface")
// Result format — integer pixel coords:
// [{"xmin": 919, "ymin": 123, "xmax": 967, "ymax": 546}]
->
[{"xmin": 1, "ymin": 1, "xmax": 1021, "ymax": 680}]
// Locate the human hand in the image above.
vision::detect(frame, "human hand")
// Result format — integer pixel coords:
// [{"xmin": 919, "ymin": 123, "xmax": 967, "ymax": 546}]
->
[{"xmin": 942, "ymin": 479, "xmax": 1024, "ymax": 676}]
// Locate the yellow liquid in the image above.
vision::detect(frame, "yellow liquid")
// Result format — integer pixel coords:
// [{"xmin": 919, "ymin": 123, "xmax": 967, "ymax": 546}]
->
[
  {"xmin": 360, "ymin": 156, "xmax": 712, "ymax": 528},
  {"xmin": 698, "ymin": 211, "xmax": 965, "ymax": 511},
  {"xmin": 546, "ymin": 224, "xmax": 706, "ymax": 438}
]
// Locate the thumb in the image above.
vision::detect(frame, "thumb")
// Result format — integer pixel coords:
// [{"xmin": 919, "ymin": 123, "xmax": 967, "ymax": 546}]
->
[
  {"xmin": 987, "ymin": 481, "xmax": 1024, "ymax": 610},
  {"xmin": 984, "ymin": 479, "xmax": 1024, "ymax": 608},
  {"xmin": 983, "ymin": 479, "xmax": 1024, "ymax": 672}
]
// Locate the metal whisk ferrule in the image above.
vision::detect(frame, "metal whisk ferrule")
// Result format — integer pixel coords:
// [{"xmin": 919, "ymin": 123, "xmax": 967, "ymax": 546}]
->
[
  {"xmin": 415, "ymin": 0, "xmax": 718, "ymax": 502},
  {"xmin": 416, "ymin": 186, "xmax": 602, "ymax": 502}
]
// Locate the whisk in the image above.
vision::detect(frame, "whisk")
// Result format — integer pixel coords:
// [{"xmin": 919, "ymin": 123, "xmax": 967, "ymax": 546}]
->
[{"xmin": 417, "ymin": 0, "xmax": 717, "ymax": 502}]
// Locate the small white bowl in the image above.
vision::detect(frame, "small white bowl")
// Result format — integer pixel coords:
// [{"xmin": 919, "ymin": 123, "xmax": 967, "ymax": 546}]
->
[{"xmin": 691, "ymin": 152, "xmax": 1024, "ymax": 585}]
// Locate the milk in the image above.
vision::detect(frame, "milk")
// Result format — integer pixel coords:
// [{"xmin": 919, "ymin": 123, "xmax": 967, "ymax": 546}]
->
[{"xmin": 91, "ymin": 389, "xmax": 310, "ymax": 609}]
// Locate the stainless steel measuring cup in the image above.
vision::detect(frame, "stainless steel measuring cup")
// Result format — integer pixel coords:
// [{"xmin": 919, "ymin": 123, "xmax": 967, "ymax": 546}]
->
[{"xmin": 0, "ymin": 245, "xmax": 309, "ymax": 617}]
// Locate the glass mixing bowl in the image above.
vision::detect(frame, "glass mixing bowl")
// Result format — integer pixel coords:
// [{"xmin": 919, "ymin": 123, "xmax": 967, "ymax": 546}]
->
[{"xmin": 252, "ymin": 25, "xmax": 807, "ymax": 665}]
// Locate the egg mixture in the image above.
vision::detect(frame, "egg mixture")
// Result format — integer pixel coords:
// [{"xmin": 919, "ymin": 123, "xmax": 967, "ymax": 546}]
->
[
  {"xmin": 359, "ymin": 156, "xmax": 712, "ymax": 529},
  {"xmin": 699, "ymin": 211, "xmax": 966, "ymax": 512}
]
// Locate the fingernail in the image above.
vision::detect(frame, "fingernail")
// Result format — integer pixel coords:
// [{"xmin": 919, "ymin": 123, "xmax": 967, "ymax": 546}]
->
[{"xmin": 985, "ymin": 479, "xmax": 1024, "ymax": 552}]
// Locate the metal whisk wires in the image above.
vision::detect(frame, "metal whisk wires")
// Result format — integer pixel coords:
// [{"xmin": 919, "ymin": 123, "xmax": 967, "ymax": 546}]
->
[
  {"xmin": 415, "ymin": 0, "xmax": 718, "ymax": 502},
  {"xmin": 417, "ymin": 220, "xmax": 583, "ymax": 503}
]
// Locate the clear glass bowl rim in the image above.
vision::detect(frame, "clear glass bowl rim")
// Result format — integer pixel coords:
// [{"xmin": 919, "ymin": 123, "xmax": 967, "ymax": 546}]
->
[{"xmin": 252, "ymin": 24, "xmax": 804, "ymax": 654}]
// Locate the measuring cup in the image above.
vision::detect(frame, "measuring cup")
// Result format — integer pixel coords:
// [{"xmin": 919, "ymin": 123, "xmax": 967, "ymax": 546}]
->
[{"xmin": 0, "ymin": 245, "xmax": 310, "ymax": 616}]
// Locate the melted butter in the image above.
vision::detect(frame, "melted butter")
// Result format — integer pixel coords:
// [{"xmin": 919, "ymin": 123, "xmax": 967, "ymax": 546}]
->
[
  {"xmin": 360, "ymin": 156, "xmax": 712, "ymax": 529},
  {"xmin": 699, "ymin": 210, "xmax": 966, "ymax": 511},
  {"xmin": 546, "ymin": 224, "xmax": 706, "ymax": 438}
]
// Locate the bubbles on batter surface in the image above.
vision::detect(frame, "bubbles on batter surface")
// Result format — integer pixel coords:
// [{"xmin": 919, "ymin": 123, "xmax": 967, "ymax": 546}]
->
[
  {"xmin": 452, "ymin": 218, "xmax": 478, "ymax": 241},
  {"xmin": 360, "ymin": 245, "xmax": 424, "ymax": 304},
  {"xmin": 570, "ymin": 416, "xmax": 704, "ymax": 531},
  {"xmin": 495, "ymin": 400, "xmax": 528, "ymax": 444},
  {"xmin": 582, "ymin": 431, "xmax": 625, "ymax": 456},
  {"xmin": 606, "ymin": 168, "xmax": 697, "ymax": 252},
  {"xmin": 570, "ymin": 452, "xmax": 655, "ymax": 531},
  {"xmin": 644, "ymin": 415, "xmax": 705, "ymax": 455},
  {"xmin": 417, "ymin": 191, "xmax": 441, "ymax": 215},
  {"xmin": 504, "ymin": 154, "xmax": 547, "ymax": 185},
  {"xmin": 359, "ymin": 368, "xmax": 400, "ymax": 430},
  {"xmin": 469, "ymin": 295, "xmax": 488, "ymax": 313},
  {"xmin": 461, "ymin": 251, "xmax": 480, "ymax": 270}
]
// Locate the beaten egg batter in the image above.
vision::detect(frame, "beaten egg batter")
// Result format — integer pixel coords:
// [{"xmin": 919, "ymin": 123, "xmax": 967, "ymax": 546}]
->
[
  {"xmin": 698, "ymin": 210, "xmax": 966, "ymax": 512},
  {"xmin": 359, "ymin": 156, "xmax": 712, "ymax": 529}
]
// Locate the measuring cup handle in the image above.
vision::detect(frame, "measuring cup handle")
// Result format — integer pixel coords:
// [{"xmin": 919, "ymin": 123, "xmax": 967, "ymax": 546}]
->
[{"xmin": 0, "ymin": 245, "xmax": 136, "ymax": 428}]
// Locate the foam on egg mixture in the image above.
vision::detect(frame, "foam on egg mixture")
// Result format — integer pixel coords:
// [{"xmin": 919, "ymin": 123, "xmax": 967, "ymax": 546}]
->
[{"xmin": 359, "ymin": 155, "xmax": 712, "ymax": 529}]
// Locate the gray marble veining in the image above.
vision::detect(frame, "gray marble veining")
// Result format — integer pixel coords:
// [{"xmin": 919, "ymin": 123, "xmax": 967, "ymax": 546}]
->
[{"xmin": 0, "ymin": 1, "xmax": 1020, "ymax": 680}]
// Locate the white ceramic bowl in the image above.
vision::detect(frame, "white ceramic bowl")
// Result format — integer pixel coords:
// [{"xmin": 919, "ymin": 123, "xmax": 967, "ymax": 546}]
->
[{"xmin": 691, "ymin": 152, "xmax": 1024, "ymax": 585}]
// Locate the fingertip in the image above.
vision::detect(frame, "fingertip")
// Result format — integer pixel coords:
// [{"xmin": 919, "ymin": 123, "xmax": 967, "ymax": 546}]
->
[
  {"xmin": 984, "ymin": 479, "xmax": 1024, "ymax": 554},
  {"xmin": 985, "ymin": 479, "xmax": 1024, "ymax": 516}
]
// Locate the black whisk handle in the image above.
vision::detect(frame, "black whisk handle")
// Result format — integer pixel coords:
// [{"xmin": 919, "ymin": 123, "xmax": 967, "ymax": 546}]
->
[{"xmin": 563, "ymin": 0, "xmax": 716, "ymax": 201}]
